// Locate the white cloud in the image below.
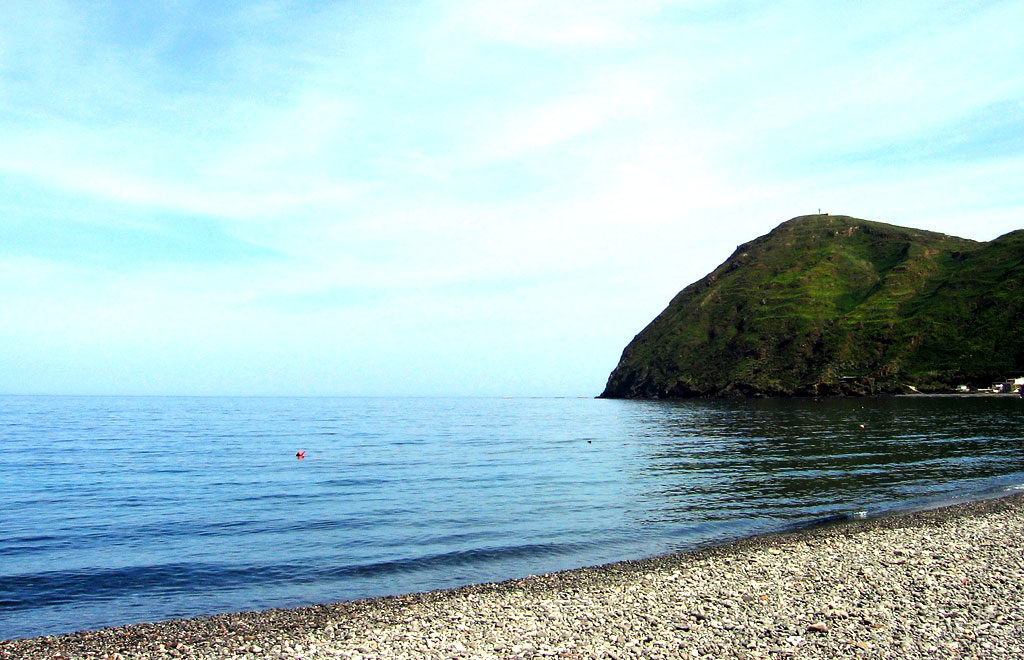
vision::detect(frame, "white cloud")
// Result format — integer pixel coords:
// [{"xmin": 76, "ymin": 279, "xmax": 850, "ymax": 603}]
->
[
  {"xmin": 1, "ymin": 0, "xmax": 1022, "ymax": 395},
  {"xmin": 479, "ymin": 69, "xmax": 664, "ymax": 159},
  {"xmin": 209, "ymin": 92, "xmax": 354, "ymax": 179},
  {"xmin": 441, "ymin": 0, "xmax": 655, "ymax": 48}
]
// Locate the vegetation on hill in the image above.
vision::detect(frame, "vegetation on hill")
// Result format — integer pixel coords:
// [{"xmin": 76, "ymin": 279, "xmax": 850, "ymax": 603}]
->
[{"xmin": 601, "ymin": 215, "xmax": 1024, "ymax": 398}]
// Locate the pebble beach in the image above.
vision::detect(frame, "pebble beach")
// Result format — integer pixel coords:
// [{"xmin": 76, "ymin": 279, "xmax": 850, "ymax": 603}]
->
[{"xmin": 3, "ymin": 493, "xmax": 1023, "ymax": 660}]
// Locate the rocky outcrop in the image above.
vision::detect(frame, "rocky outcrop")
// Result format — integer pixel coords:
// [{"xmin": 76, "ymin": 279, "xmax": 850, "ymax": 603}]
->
[{"xmin": 601, "ymin": 215, "xmax": 1024, "ymax": 398}]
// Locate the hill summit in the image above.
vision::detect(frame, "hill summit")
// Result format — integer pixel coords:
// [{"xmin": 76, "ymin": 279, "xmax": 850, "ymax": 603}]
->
[{"xmin": 601, "ymin": 214, "xmax": 1024, "ymax": 398}]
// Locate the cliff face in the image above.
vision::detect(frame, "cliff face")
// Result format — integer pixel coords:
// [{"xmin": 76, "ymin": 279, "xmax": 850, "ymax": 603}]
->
[{"xmin": 601, "ymin": 215, "xmax": 1024, "ymax": 398}]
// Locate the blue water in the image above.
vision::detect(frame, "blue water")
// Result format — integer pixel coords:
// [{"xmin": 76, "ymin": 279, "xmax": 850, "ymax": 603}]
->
[{"xmin": 2, "ymin": 395, "xmax": 1022, "ymax": 640}]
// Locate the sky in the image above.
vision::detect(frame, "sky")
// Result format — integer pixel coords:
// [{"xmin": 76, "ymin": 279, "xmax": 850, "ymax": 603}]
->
[{"xmin": 1, "ymin": 0, "xmax": 1022, "ymax": 397}]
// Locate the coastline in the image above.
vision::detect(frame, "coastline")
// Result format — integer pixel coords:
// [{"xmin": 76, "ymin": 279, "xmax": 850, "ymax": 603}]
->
[{"xmin": 3, "ymin": 493, "xmax": 1023, "ymax": 659}]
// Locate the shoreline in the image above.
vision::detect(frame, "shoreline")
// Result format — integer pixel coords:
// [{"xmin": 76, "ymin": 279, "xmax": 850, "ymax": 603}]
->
[{"xmin": 3, "ymin": 493, "xmax": 1023, "ymax": 659}]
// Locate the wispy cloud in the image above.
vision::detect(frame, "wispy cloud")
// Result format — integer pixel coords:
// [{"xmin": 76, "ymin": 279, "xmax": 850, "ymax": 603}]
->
[{"xmin": 1, "ymin": 0, "xmax": 1021, "ymax": 395}]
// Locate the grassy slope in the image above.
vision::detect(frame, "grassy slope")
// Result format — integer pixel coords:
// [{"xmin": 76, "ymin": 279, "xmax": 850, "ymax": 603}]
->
[{"xmin": 602, "ymin": 215, "xmax": 1024, "ymax": 398}]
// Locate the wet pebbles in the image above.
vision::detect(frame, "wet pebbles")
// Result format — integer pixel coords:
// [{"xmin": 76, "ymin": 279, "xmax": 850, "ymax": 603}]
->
[{"xmin": 3, "ymin": 494, "xmax": 1023, "ymax": 659}]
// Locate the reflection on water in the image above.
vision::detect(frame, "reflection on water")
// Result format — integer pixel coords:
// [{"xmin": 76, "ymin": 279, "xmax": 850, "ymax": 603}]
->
[
  {"xmin": 2, "ymin": 394, "xmax": 1022, "ymax": 639},
  {"xmin": 624, "ymin": 397, "xmax": 1024, "ymax": 534}
]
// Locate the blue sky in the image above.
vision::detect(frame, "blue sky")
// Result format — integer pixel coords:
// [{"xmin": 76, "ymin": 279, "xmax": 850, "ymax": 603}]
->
[{"xmin": 2, "ymin": 0, "xmax": 1022, "ymax": 396}]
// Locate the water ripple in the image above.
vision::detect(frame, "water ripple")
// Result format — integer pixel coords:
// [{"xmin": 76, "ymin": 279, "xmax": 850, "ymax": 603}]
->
[{"xmin": 1, "ymin": 394, "xmax": 1023, "ymax": 640}]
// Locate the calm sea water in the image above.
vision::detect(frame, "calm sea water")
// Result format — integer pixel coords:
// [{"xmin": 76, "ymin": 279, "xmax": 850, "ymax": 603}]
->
[{"xmin": 2, "ymin": 395, "xmax": 1022, "ymax": 640}]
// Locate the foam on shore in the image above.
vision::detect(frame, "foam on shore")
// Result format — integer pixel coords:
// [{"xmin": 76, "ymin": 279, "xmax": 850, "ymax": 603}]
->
[{"xmin": 3, "ymin": 493, "xmax": 1023, "ymax": 659}]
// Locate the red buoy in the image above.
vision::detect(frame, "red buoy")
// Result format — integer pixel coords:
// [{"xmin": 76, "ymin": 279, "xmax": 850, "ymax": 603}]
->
[{"xmin": 296, "ymin": 450, "xmax": 306, "ymax": 459}]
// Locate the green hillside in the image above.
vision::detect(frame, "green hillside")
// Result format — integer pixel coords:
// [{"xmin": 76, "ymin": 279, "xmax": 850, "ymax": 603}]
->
[{"xmin": 601, "ymin": 214, "xmax": 1024, "ymax": 398}]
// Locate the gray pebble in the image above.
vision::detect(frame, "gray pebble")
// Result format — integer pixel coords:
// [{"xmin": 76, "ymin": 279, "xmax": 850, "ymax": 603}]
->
[{"xmin": 4, "ymin": 494, "xmax": 1024, "ymax": 659}]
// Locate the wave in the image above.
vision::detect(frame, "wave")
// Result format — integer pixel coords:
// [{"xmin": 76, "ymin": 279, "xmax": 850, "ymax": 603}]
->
[{"xmin": 0, "ymin": 539, "xmax": 596, "ymax": 612}]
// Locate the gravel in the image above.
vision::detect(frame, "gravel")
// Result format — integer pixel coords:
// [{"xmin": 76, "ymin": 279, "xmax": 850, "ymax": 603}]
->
[{"xmin": 4, "ymin": 493, "xmax": 1023, "ymax": 659}]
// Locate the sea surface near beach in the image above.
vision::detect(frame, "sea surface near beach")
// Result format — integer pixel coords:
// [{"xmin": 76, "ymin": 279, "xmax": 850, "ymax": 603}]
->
[
  {"xmin": 4, "ymin": 491, "xmax": 1023, "ymax": 659},
  {"xmin": 2, "ymin": 394, "xmax": 1023, "ymax": 641}
]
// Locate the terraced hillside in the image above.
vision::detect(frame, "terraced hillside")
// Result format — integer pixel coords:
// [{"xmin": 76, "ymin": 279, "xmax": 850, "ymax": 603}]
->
[{"xmin": 601, "ymin": 214, "xmax": 1024, "ymax": 398}]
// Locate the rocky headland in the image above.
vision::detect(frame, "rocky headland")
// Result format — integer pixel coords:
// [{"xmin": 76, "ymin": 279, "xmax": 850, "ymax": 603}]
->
[{"xmin": 601, "ymin": 214, "xmax": 1024, "ymax": 399}]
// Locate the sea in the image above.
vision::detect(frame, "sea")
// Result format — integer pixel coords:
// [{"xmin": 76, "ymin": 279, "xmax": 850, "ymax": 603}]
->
[{"xmin": 2, "ymin": 394, "xmax": 1022, "ymax": 640}]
